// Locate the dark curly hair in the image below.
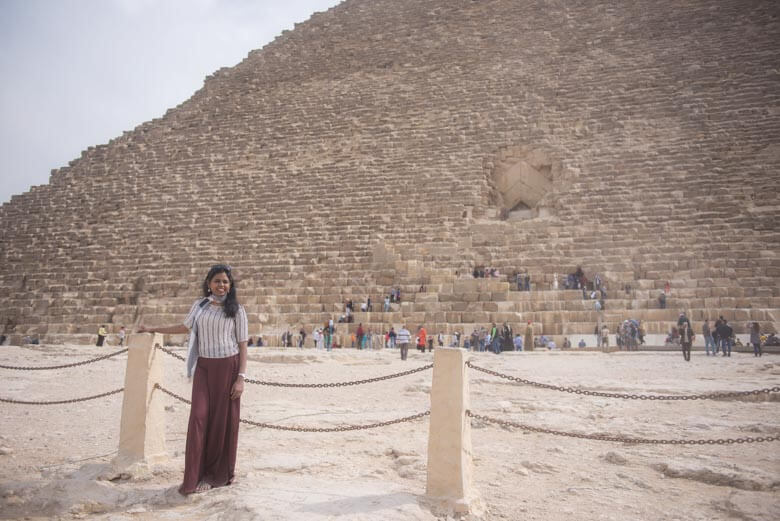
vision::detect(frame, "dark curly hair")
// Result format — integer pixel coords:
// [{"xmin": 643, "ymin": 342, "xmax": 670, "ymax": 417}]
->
[{"xmin": 201, "ymin": 264, "xmax": 239, "ymax": 318}]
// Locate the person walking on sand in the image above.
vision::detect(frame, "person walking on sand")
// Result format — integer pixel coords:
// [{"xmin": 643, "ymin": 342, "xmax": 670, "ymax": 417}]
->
[
  {"xmin": 397, "ymin": 325, "xmax": 411, "ymax": 361},
  {"xmin": 601, "ymin": 324, "xmax": 610, "ymax": 351},
  {"xmin": 679, "ymin": 321, "xmax": 694, "ymax": 362},
  {"xmin": 138, "ymin": 264, "xmax": 248, "ymax": 495}
]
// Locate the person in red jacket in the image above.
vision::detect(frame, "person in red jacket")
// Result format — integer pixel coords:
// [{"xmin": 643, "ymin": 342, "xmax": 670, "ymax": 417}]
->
[{"xmin": 417, "ymin": 326, "xmax": 427, "ymax": 353}]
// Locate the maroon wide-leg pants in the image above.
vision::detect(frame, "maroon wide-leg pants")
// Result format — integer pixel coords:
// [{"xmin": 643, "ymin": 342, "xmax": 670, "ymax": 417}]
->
[{"xmin": 179, "ymin": 354, "xmax": 240, "ymax": 494}]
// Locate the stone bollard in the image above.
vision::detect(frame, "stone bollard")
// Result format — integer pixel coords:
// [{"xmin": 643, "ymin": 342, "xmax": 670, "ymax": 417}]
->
[
  {"xmin": 113, "ymin": 333, "xmax": 167, "ymax": 469},
  {"xmin": 426, "ymin": 348, "xmax": 482, "ymax": 514}
]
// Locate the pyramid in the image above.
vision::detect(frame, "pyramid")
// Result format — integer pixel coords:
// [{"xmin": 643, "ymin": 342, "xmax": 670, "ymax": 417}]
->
[{"xmin": 1, "ymin": 0, "xmax": 779, "ymax": 345}]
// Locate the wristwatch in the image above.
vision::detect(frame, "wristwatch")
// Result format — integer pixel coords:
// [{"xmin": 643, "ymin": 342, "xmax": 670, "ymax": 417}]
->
[{"xmin": 237, "ymin": 372, "xmax": 247, "ymax": 379}]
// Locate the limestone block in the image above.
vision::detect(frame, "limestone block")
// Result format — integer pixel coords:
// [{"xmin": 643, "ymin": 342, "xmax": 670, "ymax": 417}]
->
[
  {"xmin": 438, "ymin": 283, "xmax": 453, "ymax": 294},
  {"xmin": 454, "ymin": 279, "xmax": 481, "ymax": 293},
  {"xmin": 409, "ymin": 303, "xmax": 429, "ymax": 313},
  {"xmin": 426, "ymin": 348, "xmax": 481, "ymax": 513},
  {"xmin": 445, "ymin": 312, "xmax": 462, "ymax": 323},
  {"xmin": 482, "ymin": 302, "xmax": 499, "ymax": 313},
  {"xmin": 426, "ymin": 312, "xmax": 446, "ymax": 323},
  {"xmin": 114, "ymin": 333, "xmax": 167, "ymax": 469},
  {"xmin": 486, "ymin": 280, "xmax": 510, "ymax": 292},
  {"xmin": 406, "ymin": 312, "xmax": 426, "ymax": 324},
  {"xmin": 494, "ymin": 312, "xmax": 521, "ymax": 323},
  {"xmin": 461, "ymin": 312, "xmax": 489, "ymax": 323},
  {"xmin": 451, "ymin": 302, "xmax": 468, "ymax": 312},
  {"xmin": 461, "ymin": 292, "xmax": 479, "ymax": 303}
]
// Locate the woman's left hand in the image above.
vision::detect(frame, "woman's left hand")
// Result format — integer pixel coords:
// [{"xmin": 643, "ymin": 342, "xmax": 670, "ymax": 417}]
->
[{"xmin": 230, "ymin": 377, "xmax": 244, "ymax": 400}]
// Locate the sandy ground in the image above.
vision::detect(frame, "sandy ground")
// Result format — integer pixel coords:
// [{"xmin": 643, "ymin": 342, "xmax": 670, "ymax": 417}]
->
[{"xmin": 1, "ymin": 344, "xmax": 779, "ymax": 521}]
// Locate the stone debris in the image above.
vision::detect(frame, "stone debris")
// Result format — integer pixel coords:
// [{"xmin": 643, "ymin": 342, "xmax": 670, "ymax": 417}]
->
[{"xmin": 652, "ymin": 461, "xmax": 780, "ymax": 491}]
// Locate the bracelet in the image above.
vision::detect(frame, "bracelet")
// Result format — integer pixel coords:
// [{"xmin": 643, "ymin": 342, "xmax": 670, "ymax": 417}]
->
[{"xmin": 237, "ymin": 372, "xmax": 247, "ymax": 379}]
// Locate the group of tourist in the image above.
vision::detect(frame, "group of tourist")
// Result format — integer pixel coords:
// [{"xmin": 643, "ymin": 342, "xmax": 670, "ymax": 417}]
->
[
  {"xmin": 93, "ymin": 325, "xmax": 126, "ymax": 347},
  {"xmin": 335, "ymin": 289, "xmax": 402, "ymax": 323},
  {"xmin": 514, "ymin": 272, "xmax": 532, "ymax": 291},
  {"xmin": 473, "ymin": 266, "xmax": 501, "ymax": 279},
  {"xmin": 699, "ymin": 315, "xmax": 739, "ymax": 357},
  {"xmin": 616, "ymin": 319, "xmax": 644, "ymax": 350},
  {"xmin": 468, "ymin": 264, "xmax": 534, "ymax": 291},
  {"xmin": 563, "ymin": 266, "xmax": 588, "ymax": 290},
  {"xmin": 464, "ymin": 322, "xmax": 531, "ymax": 353}
]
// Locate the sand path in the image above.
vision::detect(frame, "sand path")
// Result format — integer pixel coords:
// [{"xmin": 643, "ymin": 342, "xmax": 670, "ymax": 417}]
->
[{"xmin": 1, "ymin": 344, "xmax": 778, "ymax": 520}]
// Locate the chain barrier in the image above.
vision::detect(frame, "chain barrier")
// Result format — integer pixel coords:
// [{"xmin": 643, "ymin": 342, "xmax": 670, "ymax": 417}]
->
[
  {"xmin": 245, "ymin": 364, "xmax": 433, "ymax": 388},
  {"xmin": 154, "ymin": 346, "xmax": 433, "ymax": 388},
  {"xmin": 466, "ymin": 361, "xmax": 780, "ymax": 401},
  {"xmin": 466, "ymin": 410, "xmax": 779, "ymax": 445},
  {"xmin": 0, "ymin": 348, "xmax": 129, "ymax": 371},
  {"xmin": 155, "ymin": 345, "xmax": 186, "ymax": 361},
  {"xmin": 0, "ymin": 388, "xmax": 124, "ymax": 405},
  {"xmin": 154, "ymin": 383, "xmax": 430, "ymax": 432}
]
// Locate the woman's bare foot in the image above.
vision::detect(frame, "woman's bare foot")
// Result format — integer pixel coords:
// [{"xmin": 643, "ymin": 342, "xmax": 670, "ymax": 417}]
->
[{"xmin": 194, "ymin": 481, "xmax": 212, "ymax": 493}]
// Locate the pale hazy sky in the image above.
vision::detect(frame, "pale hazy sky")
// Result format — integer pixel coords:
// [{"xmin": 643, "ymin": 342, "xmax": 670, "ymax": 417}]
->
[{"xmin": 0, "ymin": 0, "xmax": 342, "ymax": 204}]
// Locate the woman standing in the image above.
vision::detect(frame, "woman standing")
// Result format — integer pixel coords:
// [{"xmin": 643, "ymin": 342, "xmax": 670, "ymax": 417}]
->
[{"xmin": 139, "ymin": 264, "xmax": 248, "ymax": 494}]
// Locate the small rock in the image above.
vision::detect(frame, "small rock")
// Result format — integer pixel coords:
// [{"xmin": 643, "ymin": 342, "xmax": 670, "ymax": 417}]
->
[
  {"xmin": 396, "ymin": 456, "xmax": 417, "ymax": 466},
  {"xmin": 5, "ymin": 495, "xmax": 24, "ymax": 506},
  {"xmin": 603, "ymin": 451, "xmax": 628, "ymax": 465},
  {"xmin": 0, "ymin": 447, "xmax": 13, "ymax": 456}
]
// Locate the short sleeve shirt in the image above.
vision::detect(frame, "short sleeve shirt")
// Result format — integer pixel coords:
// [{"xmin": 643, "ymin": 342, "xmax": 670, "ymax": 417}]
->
[{"xmin": 184, "ymin": 299, "xmax": 249, "ymax": 359}]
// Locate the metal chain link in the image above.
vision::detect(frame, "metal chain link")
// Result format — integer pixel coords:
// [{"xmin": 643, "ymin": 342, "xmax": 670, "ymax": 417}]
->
[
  {"xmin": 155, "ymin": 383, "xmax": 191, "ymax": 404},
  {"xmin": 155, "ymin": 345, "xmax": 186, "ymax": 362},
  {"xmin": 245, "ymin": 363, "xmax": 433, "ymax": 388},
  {"xmin": 154, "ymin": 346, "xmax": 433, "ymax": 388},
  {"xmin": 154, "ymin": 383, "xmax": 430, "ymax": 432},
  {"xmin": 0, "ymin": 388, "xmax": 124, "ymax": 405},
  {"xmin": 0, "ymin": 348, "xmax": 129, "ymax": 371},
  {"xmin": 466, "ymin": 410, "xmax": 780, "ymax": 445},
  {"xmin": 240, "ymin": 411, "xmax": 431, "ymax": 432},
  {"xmin": 466, "ymin": 361, "xmax": 780, "ymax": 401}
]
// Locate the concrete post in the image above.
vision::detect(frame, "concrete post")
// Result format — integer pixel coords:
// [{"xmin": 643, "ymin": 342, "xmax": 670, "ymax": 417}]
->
[
  {"xmin": 426, "ymin": 348, "xmax": 481, "ymax": 514},
  {"xmin": 113, "ymin": 333, "xmax": 167, "ymax": 469}
]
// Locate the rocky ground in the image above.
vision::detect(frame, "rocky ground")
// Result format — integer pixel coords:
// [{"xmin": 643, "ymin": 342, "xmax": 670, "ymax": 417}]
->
[{"xmin": 1, "ymin": 344, "xmax": 778, "ymax": 521}]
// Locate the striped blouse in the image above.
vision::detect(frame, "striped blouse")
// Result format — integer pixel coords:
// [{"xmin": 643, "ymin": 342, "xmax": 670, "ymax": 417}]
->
[{"xmin": 184, "ymin": 299, "xmax": 249, "ymax": 359}]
